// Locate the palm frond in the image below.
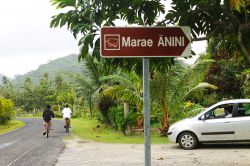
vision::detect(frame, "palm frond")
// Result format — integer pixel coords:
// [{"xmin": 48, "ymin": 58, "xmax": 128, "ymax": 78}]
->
[
  {"xmin": 101, "ymin": 71, "xmax": 143, "ymax": 108},
  {"xmin": 184, "ymin": 82, "xmax": 218, "ymax": 100},
  {"xmin": 182, "ymin": 59, "xmax": 215, "ymax": 86},
  {"xmin": 84, "ymin": 55, "xmax": 101, "ymax": 86},
  {"xmin": 229, "ymin": 0, "xmax": 242, "ymax": 10}
]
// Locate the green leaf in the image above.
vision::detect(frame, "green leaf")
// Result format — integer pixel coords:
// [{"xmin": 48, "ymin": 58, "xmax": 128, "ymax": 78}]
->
[{"xmin": 80, "ymin": 45, "xmax": 89, "ymax": 60}]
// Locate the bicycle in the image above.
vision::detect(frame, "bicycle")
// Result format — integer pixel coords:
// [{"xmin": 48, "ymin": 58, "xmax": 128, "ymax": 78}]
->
[{"xmin": 65, "ymin": 118, "xmax": 70, "ymax": 133}]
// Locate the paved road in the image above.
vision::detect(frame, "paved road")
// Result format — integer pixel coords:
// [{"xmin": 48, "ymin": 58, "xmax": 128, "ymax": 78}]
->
[{"xmin": 0, "ymin": 118, "xmax": 66, "ymax": 166}]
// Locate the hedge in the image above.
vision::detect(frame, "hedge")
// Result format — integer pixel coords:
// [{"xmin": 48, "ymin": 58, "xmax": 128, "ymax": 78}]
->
[{"xmin": 0, "ymin": 98, "xmax": 15, "ymax": 123}]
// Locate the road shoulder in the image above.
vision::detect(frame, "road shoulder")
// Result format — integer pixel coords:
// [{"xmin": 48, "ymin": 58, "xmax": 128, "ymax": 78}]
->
[
  {"xmin": 0, "ymin": 120, "xmax": 25, "ymax": 135},
  {"xmin": 56, "ymin": 137, "xmax": 250, "ymax": 166}
]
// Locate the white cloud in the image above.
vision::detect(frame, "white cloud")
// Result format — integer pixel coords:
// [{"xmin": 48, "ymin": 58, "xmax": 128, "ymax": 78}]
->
[
  {"xmin": 0, "ymin": 0, "xmax": 78, "ymax": 78},
  {"xmin": 0, "ymin": 52, "xmax": 64, "ymax": 78},
  {"xmin": 0, "ymin": 0, "xmax": 207, "ymax": 77}
]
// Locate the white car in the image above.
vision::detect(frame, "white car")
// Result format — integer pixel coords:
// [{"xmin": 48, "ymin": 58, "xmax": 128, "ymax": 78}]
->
[{"xmin": 168, "ymin": 99, "xmax": 250, "ymax": 150}]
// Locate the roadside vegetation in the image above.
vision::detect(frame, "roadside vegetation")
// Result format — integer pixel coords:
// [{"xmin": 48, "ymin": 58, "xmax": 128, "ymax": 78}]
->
[
  {"xmin": 0, "ymin": 120, "xmax": 25, "ymax": 134},
  {"xmin": 71, "ymin": 118, "xmax": 168, "ymax": 144},
  {"xmin": 0, "ymin": 98, "xmax": 15, "ymax": 123},
  {"xmin": 0, "ymin": 97, "xmax": 24, "ymax": 134},
  {"xmin": 0, "ymin": 0, "xmax": 249, "ymax": 140}
]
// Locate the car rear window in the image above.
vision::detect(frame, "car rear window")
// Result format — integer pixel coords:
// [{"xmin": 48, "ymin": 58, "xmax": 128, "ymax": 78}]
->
[{"xmin": 238, "ymin": 103, "xmax": 250, "ymax": 116}]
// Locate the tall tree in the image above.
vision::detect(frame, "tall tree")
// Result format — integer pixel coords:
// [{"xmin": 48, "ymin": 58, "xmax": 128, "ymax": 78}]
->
[
  {"xmin": 166, "ymin": 0, "xmax": 250, "ymax": 62},
  {"xmin": 50, "ymin": 0, "xmax": 175, "ymax": 73},
  {"xmin": 0, "ymin": 76, "xmax": 14, "ymax": 100},
  {"xmin": 54, "ymin": 74, "xmax": 64, "ymax": 91},
  {"xmin": 75, "ymin": 54, "xmax": 115, "ymax": 118},
  {"xmin": 21, "ymin": 77, "xmax": 35, "ymax": 112},
  {"xmin": 37, "ymin": 73, "xmax": 55, "ymax": 107}
]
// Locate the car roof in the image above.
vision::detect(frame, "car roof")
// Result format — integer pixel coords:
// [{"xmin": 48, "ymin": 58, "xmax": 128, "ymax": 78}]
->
[{"xmin": 216, "ymin": 99, "xmax": 250, "ymax": 105}]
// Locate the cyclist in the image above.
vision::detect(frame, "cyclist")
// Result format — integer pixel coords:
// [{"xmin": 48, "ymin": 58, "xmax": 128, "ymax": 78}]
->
[
  {"xmin": 62, "ymin": 104, "xmax": 72, "ymax": 128},
  {"xmin": 42, "ymin": 105, "xmax": 55, "ymax": 135}
]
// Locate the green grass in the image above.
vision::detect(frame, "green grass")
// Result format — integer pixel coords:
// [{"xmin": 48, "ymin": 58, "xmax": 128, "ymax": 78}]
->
[
  {"xmin": 0, "ymin": 120, "xmax": 25, "ymax": 134},
  {"xmin": 71, "ymin": 118, "xmax": 169, "ymax": 144}
]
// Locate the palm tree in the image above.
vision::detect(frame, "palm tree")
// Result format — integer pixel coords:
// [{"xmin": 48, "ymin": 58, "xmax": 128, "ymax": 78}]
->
[
  {"xmin": 75, "ymin": 75, "xmax": 96, "ymax": 118},
  {"xmin": 151, "ymin": 58, "xmax": 217, "ymax": 136},
  {"xmin": 229, "ymin": 0, "xmax": 249, "ymax": 10},
  {"xmin": 76, "ymin": 54, "xmax": 115, "ymax": 119},
  {"xmin": 101, "ymin": 70, "xmax": 144, "ymax": 128}
]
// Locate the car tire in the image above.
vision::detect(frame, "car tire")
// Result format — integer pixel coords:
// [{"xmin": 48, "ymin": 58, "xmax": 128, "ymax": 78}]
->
[{"xmin": 178, "ymin": 132, "xmax": 198, "ymax": 150}]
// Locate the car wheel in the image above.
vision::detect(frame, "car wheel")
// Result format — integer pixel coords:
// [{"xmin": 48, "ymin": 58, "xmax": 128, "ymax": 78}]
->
[{"xmin": 178, "ymin": 132, "xmax": 198, "ymax": 150}]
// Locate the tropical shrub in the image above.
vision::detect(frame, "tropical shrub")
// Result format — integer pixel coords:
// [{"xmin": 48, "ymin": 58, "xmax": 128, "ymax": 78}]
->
[
  {"xmin": 108, "ymin": 106, "xmax": 125, "ymax": 131},
  {"xmin": 108, "ymin": 106, "xmax": 136, "ymax": 134},
  {"xmin": 53, "ymin": 110, "xmax": 63, "ymax": 118},
  {"xmin": 0, "ymin": 98, "xmax": 15, "ymax": 123},
  {"xmin": 171, "ymin": 102, "xmax": 204, "ymax": 124},
  {"xmin": 72, "ymin": 108, "xmax": 83, "ymax": 118},
  {"xmin": 101, "ymin": 71, "xmax": 143, "ymax": 128},
  {"xmin": 241, "ymin": 69, "xmax": 250, "ymax": 98},
  {"xmin": 50, "ymin": 105, "xmax": 62, "ymax": 118},
  {"xmin": 205, "ymin": 60, "xmax": 243, "ymax": 99},
  {"xmin": 151, "ymin": 59, "xmax": 216, "ymax": 136},
  {"xmin": 97, "ymin": 95, "xmax": 116, "ymax": 124}
]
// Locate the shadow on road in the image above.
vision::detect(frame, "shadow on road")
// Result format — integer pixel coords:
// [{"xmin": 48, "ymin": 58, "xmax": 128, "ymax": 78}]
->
[
  {"xmin": 199, "ymin": 143, "xmax": 250, "ymax": 149},
  {"xmin": 169, "ymin": 143, "xmax": 250, "ymax": 150}
]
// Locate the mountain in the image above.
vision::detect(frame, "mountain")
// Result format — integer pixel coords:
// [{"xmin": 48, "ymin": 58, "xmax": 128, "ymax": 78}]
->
[{"xmin": 12, "ymin": 54, "xmax": 86, "ymax": 87}]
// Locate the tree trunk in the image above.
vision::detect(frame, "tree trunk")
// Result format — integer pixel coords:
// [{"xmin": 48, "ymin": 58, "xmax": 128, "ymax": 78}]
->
[
  {"xmin": 238, "ymin": 24, "xmax": 250, "ymax": 63},
  {"xmin": 58, "ymin": 102, "xmax": 61, "ymax": 113},
  {"xmin": 159, "ymin": 102, "xmax": 170, "ymax": 136},
  {"xmin": 73, "ymin": 99, "xmax": 76, "ymax": 117},
  {"xmin": 89, "ymin": 94, "xmax": 93, "ymax": 119},
  {"xmin": 137, "ymin": 117, "xmax": 144, "ymax": 129},
  {"xmin": 135, "ymin": 105, "xmax": 144, "ymax": 129},
  {"xmin": 124, "ymin": 102, "xmax": 129, "ymax": 118},
  {"xmin": 16, "ymin": 108, "xmax": 19, "ymax": 117},
  {"xmin": 124, "ymin": 102, "xmax": 131, "ymax": 135}
]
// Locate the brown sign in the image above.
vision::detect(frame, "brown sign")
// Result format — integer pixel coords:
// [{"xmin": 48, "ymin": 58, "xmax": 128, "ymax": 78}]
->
[{"xmin": 100, "ymin": 27, "xmax": 191, "ymax": 58}]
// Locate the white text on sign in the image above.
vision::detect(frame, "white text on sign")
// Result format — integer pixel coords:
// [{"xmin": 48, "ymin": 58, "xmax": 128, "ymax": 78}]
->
[{"xmin": 121, "ymin": 36, "xmax": 185, "ymax": 48}]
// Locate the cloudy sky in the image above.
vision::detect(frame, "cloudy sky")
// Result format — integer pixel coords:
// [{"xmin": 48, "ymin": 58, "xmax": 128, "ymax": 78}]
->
[
  {"xmin": 0, "ymin": 0, "xmax": 78, "ymax": 78},
  {"xmin": 0, "ymin": 0, "xmax": 206, "ymax": 78}
]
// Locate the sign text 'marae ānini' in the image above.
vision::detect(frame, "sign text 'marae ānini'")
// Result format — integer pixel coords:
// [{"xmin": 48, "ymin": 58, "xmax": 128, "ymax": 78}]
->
[{"xmin": 121, "ymin": 36, "xmax": 185, "ymax": 47}]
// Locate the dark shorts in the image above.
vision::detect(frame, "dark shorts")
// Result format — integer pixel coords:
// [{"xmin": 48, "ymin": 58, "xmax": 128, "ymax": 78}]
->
[{"xmin": 44, "ymin": 119, "xmax": 51, "ymax": 123}]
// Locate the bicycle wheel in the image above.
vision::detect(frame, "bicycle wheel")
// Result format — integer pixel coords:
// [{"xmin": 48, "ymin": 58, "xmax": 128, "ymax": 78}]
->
[{"xmin": 65, "ymin": 118, "xmax": 70, "ymax": 133}]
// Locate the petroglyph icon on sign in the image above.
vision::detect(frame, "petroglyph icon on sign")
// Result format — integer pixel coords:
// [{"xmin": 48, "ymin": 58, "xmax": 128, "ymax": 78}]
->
[{"xmin": 104, "ymin": 34, "xmax": 120, "ymax": 50}]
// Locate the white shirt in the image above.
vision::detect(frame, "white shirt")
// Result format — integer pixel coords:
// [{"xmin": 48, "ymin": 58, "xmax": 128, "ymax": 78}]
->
[{"xmin": 62, "ymin": 107, "xmax": 72, "ymax": 118}]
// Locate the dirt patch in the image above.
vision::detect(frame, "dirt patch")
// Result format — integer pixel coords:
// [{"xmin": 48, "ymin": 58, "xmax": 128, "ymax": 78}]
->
[{"xmin": 56, "ymin": 138, "xmax": 250, "ymax": 166}]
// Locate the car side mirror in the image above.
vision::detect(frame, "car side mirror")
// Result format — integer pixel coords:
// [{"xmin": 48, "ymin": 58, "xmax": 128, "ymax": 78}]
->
[{"xmin": 199, "ymin": 115, "xmax": 206, "ymax": 121}]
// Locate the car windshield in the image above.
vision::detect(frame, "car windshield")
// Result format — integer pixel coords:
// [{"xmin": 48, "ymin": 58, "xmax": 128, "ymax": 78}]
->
[{"xmin": 189, "ymin": 108, "xmax": 206, "ymax": 118}]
